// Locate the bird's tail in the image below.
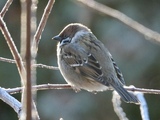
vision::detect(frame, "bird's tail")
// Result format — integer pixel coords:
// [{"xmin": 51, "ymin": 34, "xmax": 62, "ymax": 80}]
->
[{"xmin": 111, "ymin": 83, "xmax": 139, "ymax": 104}]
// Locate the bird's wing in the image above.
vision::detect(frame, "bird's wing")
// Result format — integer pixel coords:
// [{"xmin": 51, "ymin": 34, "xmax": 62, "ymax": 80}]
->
[
  {"xmin": 62, "ymin": 46, "xmax": 125, "ymax": 86},
  {"xmin": 63, "ymin": 52, "xmax": 108, "ymax": 84}
]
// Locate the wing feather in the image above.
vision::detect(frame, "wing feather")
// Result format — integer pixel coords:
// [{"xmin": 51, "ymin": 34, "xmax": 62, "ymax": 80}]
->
[
  {"xmin": 63, "ymin": 52, "xmax": 103, "ymax": 81},
  {"xmin": 110, "ymin": 58, "xmax": 125, "ymax": 85}
]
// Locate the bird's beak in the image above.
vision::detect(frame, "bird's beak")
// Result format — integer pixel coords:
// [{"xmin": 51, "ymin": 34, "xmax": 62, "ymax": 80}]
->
[{"xmin": 52, "ymin": 35, "xmax": 62, "ymax": 41}]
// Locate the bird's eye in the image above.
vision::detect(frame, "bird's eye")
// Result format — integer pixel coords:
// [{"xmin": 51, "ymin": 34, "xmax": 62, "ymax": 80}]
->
[{"xmin": 60, "ymin": 37, "xmax": 71, "ymax": 46}]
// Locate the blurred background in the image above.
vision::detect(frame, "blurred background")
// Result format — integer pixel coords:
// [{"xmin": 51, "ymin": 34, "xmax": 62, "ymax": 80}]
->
[{"xmin": 0, "ymin": 0, "xmax": 160, "ymax": 119}]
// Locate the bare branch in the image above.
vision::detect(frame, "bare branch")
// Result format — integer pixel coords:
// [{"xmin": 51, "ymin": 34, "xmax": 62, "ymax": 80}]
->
[
  {"xmin": 0, "ymin": 57, "xmax": 59, "ymax": 70},
  {"xmin": 0, "ymin": 0, "xmax": 13, "ymax": 18},
  {"xmin": 6, "ymin": 84, "xmax": 71, "ymax": 94},
  {"xmin": 0, "ymin": 57, "xmax": 16, "ymax": 63},
  {"xmin": 112, "ymin": 89, "xmax": 150, "ymax": 120},
  {"xmin": 20, "ymin": 0, "xmax": 40, "ymax": 119},
  {"xmin": 1, "ymin": 56, "xmax": 160, "ymax": 95},
  {"xmin": 0, "ymin": 87, "xmax": 22, "ymax": 117},
  {"xmin": 0, "ymin": 56, "xmax": 160, "ymax": 95},
  {"xmin": 112, "ymin": 91, "xmax": 128, "ymax": 120},
  {"xmin": 125, "ymin": 86, "xmax": 160, "ymax": 94},
  {"xmin": 0, "ymin": 16, "xmax": 26, "ymax": 85},
  {"xmin": 33, "ymin": 63, "xmax": 59, "ymax": 70},
  {"xmin": 136, "ymin": 92, "xmax": 150, "ymax": 120},
  {"xmin": 32, "ymin": 0, "xmax": 55, "ymax": 52},
  {"xmin": 78, "ymin": 0, "xmax": 160, "ymax": 44},
  {"xmin": 4, "ymin": 84, "xmax": 160, "ymax": 95},
  {"xmin": 25, "ymin": 0, "xmax": 32, "ymax": 119}
]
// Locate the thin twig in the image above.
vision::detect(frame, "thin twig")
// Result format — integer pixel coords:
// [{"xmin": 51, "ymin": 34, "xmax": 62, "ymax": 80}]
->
[
  {"xmin": 33, "ymin": 63, "xmax": 59, "ymax": 70},
  {"xmin": 4, "ymin": 84, "xmax": 160, "ymax": 95},
  {"xmin": 1, "ymin": 56, "xmax": 160, "ymax": 94},
  {"xmin": 0, "ymin": 1, "xmax": 27, "ymax": 119},
  {"xmin": 78, "ymin": 0, "xmax": 160, "ymax": 44},
  {"xmin": 125, "ymin": 86, "xmax": 160, "ymax": 94},
  {"xmin": 0, "ymin": 0, "xmax": 13, "ymax": 18},
  {"xmin": 32, "ymin": 0, "xmax": 55, "ymax": 52},
  {"xmin": 0, "ymin": 16, "xmax": 26, "ymax": 85},
  {"xmin": 6, "ymin": 84, "xmax": 72, "ymax": 94},
  {"xmin": 0, "ymin": 57, "xmax": 59, "ymax": 70},
  {"xmin": 0, "ymin": 57, "xmax": 16, "ymax": 63}
]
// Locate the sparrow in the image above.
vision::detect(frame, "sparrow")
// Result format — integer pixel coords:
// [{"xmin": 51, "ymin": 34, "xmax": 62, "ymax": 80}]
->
[{"xmin": 53, "ymin": 23, "xmax": 139, "ymax": 104}]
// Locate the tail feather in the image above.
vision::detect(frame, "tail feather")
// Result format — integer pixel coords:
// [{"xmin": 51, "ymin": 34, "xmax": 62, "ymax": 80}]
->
[{"xmin": 111, "ymin": 84, "xmax": 139, "ymax": 104}]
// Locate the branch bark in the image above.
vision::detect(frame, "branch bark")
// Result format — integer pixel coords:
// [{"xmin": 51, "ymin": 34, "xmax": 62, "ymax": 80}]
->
[
  {"xmin": 0, "ymin": 57, "xmax": 59, "ymax": 70},
  {"xmin": 0, "ymin": 17, "xmax": 26, "ymax": 85},
  {"xmin": 112, "ymin": 91, "xmax": 128, "ymax": 120},
  {"xmin": 5, "ymin": 84, "xmax": 160, "ymax": 95},
  {"xmin": 32, "ymin": 0, "xmax": 55, "ymax": 53},
  {"xmin": 78, "ymin": 0, "xmax": 160, "ymax": 44},
  {"xmin": 136, "ymin": 92, "xmax": 150, "ymax": 120},
  {"xmin": 0, "ymin": 0, "xmax": 13, "ymax": 18},
  {"xmin": 0, "ymin": 88, "xmax": 22, "ymax": 117},
  {"xmin": 25, "ymin": 0, "xmax": 32, "ymax": 119}
]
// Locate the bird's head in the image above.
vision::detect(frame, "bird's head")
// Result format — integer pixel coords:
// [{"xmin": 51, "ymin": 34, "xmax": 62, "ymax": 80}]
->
[{"xmin": 53, "ymin": 23, "xmax": 91, "ymax": 46}]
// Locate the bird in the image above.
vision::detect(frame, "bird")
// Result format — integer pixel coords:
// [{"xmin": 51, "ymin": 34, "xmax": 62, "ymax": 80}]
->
[{"xmin": 52, "ymin": 23, "xmax": 139, "ymax": 104}]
